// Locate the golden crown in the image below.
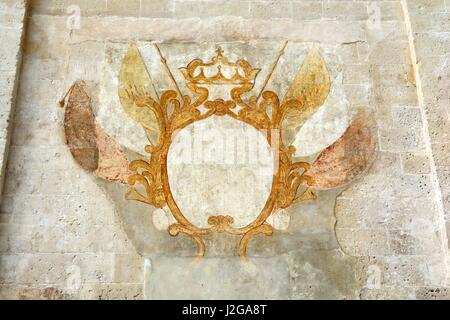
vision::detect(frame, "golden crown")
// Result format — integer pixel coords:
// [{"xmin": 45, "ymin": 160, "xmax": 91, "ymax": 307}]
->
[{"xmin": 179, "ymin": 47, "xmax": 260, "ymax": 85}]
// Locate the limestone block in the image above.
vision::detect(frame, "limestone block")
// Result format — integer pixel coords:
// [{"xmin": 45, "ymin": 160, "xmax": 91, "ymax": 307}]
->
[
  {"xmin": 0, "ymin": 9, "xmax": 25, "ymax": 29},
  {"xmin": 351, "ymin": 229, "xmax": 391, "ymax": 256},
  {"xmin": 106, "ymin": 0, "xmax": 140, "ymax": 17},
  {"xmin": 2, "ymin": 165, "xmax": 43, "ymax": 196},
  {"xmin": 11, "ymin": 117, "xmax": 65, "ymax": 146},
  {"xmin": 340, "ymin": 42, "xmax": 370, "ymax": 63},
  {"xmin": 0, "ymin": 41, "xmax": 20, "ymax": 74},
  {"xmin": 366, "ymin": 21, "xmax": 408, "ymax": 44},
  {"xmin": 1, "ymin": 194, "xmax": 65, "ymax": 226},
  {"xmin": 323, "ymin": 1, "xmax": 368, "ymax": 21},
  {"xmin": 436, "ymin": 168, "xmax": 450, "ymax": 190},
  {"xmin": 341, "ymin": 173, "xmax": 433, "ymax": 198},
  {"xmin": 174, "ymin": 0, "xmax": 250, "ymax": 18},
  {"xmin": 144, "ymin": 256, "xmax": 289, "ymax": 299},
  {"xmin": 372, "ymin": 85, "xmax": 418, "ymax": 107},
  {"xmin": 392, "ymin": 106, "xmax": 423, "ymax": 127},
  {"xmin": 389, "ymin": 197, "xmax": 439, "ymax": 230},
  {"xmin": 415, "ymin": 287, "xmax": 450, "ymax": 300},
  {"xmin": 343, "ymin": 64, "xmax": 370, "ymax": 85},
  {"xmin": 0, "ymin": 138, "xmax": 8, "ymax": 175},
  {"xmin": 336, "ymin": 197, "xmax": 389, "ymax": 229},
  {"xmin": 370, "ymin": 64, "xmax": 414, "ymax": 87},
  {"xmin": 410, "ymin": 12, "xmax": 450, "ymax": 32},
  {"xmin": 368, "ymin": 41, "xmax": 410, "ymax": 65},
  {"xmin": 0, "ymin": 75, "xmax": 16, "ymax": 104},
  {"xmin": 334, "ymin": 198, "xmax": 365, "ymax": 229},
  {"xmin": 6, "ymin": 146, "xmax": 78, "ymax": 174},
  {"xmin": 291, "ymin": 1, "xmax": 323, "ymax": 21},
  {"xmin": 379, "ymin": 128, "xmax": 424, "ymax": 152},
  {"xmin": 67, "ymin": 41, "xmax": 106, "ymax": 82},
  {"xmin": 431, "ymin": 143, "xmax": 450, "ymax": 167},
  {"xmin": 426, "ymin": 108, "xmax": 450, "ymax": 144},
  {"xmin": 380, "ymin": 256, "xmax": 429, "ymax": 287},
  {"xmin": 78, "ymin": 283, "xmax": 143, "ymax": 300},
  {"xmin": 288, "ymin": 249, "xmax": 360, "ymax": 299},
  {"xmin": 140, "ymin": 0, "xmax": 173, "ymax": 18},
  {"xmin": 113, "ymin": 253, "xmax": 144, "ymax": 283},
  {"xmin": 5, "ymin": 253, "xmax": 73, "ymax": 286},
  {"xmin": 344, "ymin": 84, "xmax": 369, "ymax": 106},
  {"xmin": 0, "ymin": 223, "xmax": 33, "ymax": 253},
  {"xmin": 0, "ymin": 0, "xmax": 26, "ymax": 11},
  {"xmin": 389, "ymin": 229, "xmax": 441, "ymax": 255},
  {"xmin": 408, "ymin": 0, "xmax": 446, "ymax": 13},
  {"xmin": 0, "ymin": 254, "xmax": 20, "ymax": 284},
  {"xmin": 393, "ymin": 174, "xmax": 434, "ymax": 197},
  {"xmin": 15, "ymin": 287, "xmax": 72, "ymax": 300},
  {"xmin": 378, "ymin": 1, "xmax": 404, "ymax": 21},
  {"xmin": 335, "ymin": 230, "xmax": 355, "ymax": 255},
  {"xmin": 250, "ymin": 1, "xmax": 292, "ymax": 19},
  {"xmin": 16, "ymin": 79, "xmax": 64, "ymax": 107},
  {"xmin": 71, "ymin": 253, "xmax": 114, "ymax": 283},
  {"xmin": 447, "ymin": 222, "xmax": 450, "ymax": 245},
  {"xmin": 0, "ymin": 107, "xmax": 12, "ymax": 139},
  {"xmin": 401, "ymin": 152, "xmax": 431, "ymax": 174},
  {"xmin": 31, "ymin": 0, "xmax": 107, "ymax": 16},
  {"xmin": 29, "ymin": 226, "xmax": 67, "ymax": 253},
  {"xmin": 414, "ymin": 33, "xmax": 450, "ymax": 58},
  {"xmin": 54, "ymin": 194, "xmax": 116, "ymax": 227},
  {"xmin": 421, "ymin": 82, "xmax": 449, "ymax": 106},
  {"xmin": 0, "ymin": 28, "xmax": 22, "ymax": 59},
  {"xmin": 0, "ymin": 285, "xmax": 18, "ymax": 300},
  {"xmin": 421, "ymin": 255, "xmax": 449, "ymax": 286},
  {"xmin": 20, "ymin": 57, "xmax": 65, "ymax": 81},
  {"xmin": 23, "ymin": 16, "xmax": 70, "ymax": 61},
  {"xmin": 0, "ymin": 212, "xmax": 12, "ymax": 224},
  {"xmin": 359, "ymin": 287, "xmax": 416, "ymax": 300},
  {"xmin": 368, "ymin": 151, "xmax": 402, "ymax": 175},
  {"xmin": 62, "ymin": 221, "xmax": 134, "ymax": 254},
  {"xmin": 60, "ymin": 15, "xmax": 365, "ymax": 44},
  {"xmin": 443, "ymin": 191, "xmax": 450, "ymax": 219}
]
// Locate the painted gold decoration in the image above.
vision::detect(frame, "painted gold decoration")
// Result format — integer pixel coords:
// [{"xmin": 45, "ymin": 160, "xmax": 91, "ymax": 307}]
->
[
  {"xmin": 119, "ymin": 43, "xmax": 161, "ymax": 145},
  {"xmin": 282, "ymin": 46, "xmax": 331, "ymax": 145},
  {"xmin": 120, "ymin": 43, "xmax": 331, "ymax": 260},
  {"xmin": 179, "ymin": 47, "xmax": 261, "ymax": 86}
]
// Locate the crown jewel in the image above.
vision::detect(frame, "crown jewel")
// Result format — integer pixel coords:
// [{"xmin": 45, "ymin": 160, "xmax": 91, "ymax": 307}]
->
[{"xmin": 179, "ymin": 47, "xmax": 260, "ymax": 85}]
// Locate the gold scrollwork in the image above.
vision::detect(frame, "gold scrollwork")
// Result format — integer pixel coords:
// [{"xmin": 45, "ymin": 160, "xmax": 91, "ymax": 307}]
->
[{"xmin": 121, "ymin": 43, "xmax": 327, "ymax": 260}]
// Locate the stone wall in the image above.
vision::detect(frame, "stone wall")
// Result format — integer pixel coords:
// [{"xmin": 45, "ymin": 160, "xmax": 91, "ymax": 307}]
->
[
  {"xmin": 0, "ymin": 0, "xmax": 448, "ymax": 300},
  {"xmin": 405, "ymin": 1, "xmax": 450, "ymax": 287},
  {"xmin": 0, "ymin": 0, "xmax": 27, "ymax": 202}
]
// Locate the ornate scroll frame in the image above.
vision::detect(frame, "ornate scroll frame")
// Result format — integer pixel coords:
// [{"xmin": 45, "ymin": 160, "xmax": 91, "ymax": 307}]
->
[{"xmin": 121, "ymin": 44, "xmax": 318, "ymax": 260}]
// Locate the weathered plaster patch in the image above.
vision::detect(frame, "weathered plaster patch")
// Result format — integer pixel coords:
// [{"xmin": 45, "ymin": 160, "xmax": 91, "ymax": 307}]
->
[
  {"xmin": 94, "ymin": 124, "xmax": 131, "ymax": 184},
  {"xmin": 307, "ymin": 109, "xmax": 378, "ymax": 189},
  {"xmin": 64, "ymin": 82, "xmax": 99, "ymax": 172},
  {"xmin": 64, "ymin": 82, "xmax": 131, "ymax": 183}
]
